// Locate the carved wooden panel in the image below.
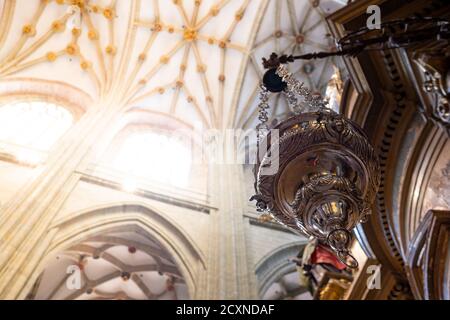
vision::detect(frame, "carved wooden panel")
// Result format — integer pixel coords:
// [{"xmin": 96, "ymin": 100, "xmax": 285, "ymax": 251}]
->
[{"xmin": 406, "ymin": 210, "xmax": 450, "ymax": 300}]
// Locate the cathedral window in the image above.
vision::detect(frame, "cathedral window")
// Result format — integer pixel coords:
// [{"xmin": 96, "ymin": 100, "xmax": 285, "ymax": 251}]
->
[{"xmin": 0, "ymin": 100, "xmax": 74, "ymax": 165}]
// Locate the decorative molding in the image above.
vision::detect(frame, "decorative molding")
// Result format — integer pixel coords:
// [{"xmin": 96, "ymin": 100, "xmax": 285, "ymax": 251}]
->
[
  {"xmin": 373, "ymin": 49, "xmax": 412, "ymax": 270},
  {"xmin": 400, "ymin": 124, "xmax": 447, "ymax": 248},
  {"xmin": 78, "ymin": 170, "xmax": 214, "ymax": 214},
  {"xmin": 247, "ymin": 215, "xmax": 297, "ymax": 234},
  {"xmin": 406, "ymin": 209, "xmax": 450, "ymax": 300},
  {"xmin": 327, "ymin": 0, "xmax": 450, "ymax": 282},
  {"xmin": 0, "ymin": 77, "xmax": 92, "ymax": 119},
  {"xmin": 413, "ymin": 51, "xmax": 450, "ymax": 135}
]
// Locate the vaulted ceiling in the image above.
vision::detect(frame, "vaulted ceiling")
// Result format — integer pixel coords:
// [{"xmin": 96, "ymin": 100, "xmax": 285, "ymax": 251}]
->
[
  {"xmin": 30, "ymin": 230, "xmax": 189, "ymax": 300},
  {"xmin": 0, "ymin": 0, "xmax": 345, "ymax": 129},
  {"xmin": 0, "ymin": 0, "xmax": 347, "ymax": 300}
]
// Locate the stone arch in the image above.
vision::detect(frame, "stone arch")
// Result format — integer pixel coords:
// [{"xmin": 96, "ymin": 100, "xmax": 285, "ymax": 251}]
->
[
  {"xmin": 0, "ymin": 78, "xmax": 92, "ymax": 166},
  {"xmin": 255, "ymin": 241, "xmax": 309, "ymax": 300},
  {"xmin": 0, "ymin": 78, "xmax": 93, "ymax": 119},
  {"xmin": 24, "ymin": 202, "xmax": 206, "ymax": 299}
]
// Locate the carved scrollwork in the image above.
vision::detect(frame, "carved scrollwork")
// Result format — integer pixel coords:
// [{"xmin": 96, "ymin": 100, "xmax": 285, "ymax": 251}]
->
[
  {"xmin": 252, "ymin": 109, "xmax": 380, "ymax": 267},
  {"xmin": 414, "ymin": 51, "xmax": 450, "ymax": 132}
]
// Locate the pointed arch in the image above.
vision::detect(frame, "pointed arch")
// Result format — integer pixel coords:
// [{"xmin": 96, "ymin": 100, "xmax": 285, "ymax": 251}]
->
[
  {"xmin": 255, "ymin": 241, "xmax": 306, "ymax": 298},
  {"xmin": 24, "ymin": 202, "xmax": 206, "ymax": 299}
]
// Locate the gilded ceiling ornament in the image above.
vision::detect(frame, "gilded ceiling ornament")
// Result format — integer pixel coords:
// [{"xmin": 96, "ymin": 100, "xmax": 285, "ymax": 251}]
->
[
  {"xmin": 183, "ymin": 29, "xmax": 198, "ymax": 41},
  {"xmin": 22, "ymin": 24, "xmax": 36, "ymax": 36},
  {"xmin": 160, "ymin": 55, "xmax": 170, "ymax": 64},
  {"xmin": 66, "ymin": 43, "xmax": 78, "ymax": 55},
  {"xmin": 90, "ymin": 4, "xmax": 99, "ymax": 13},
  {"xmin": 105, "ymin": 45, "xmax": 116, "ymax": 55},
  {"xmin": 197, "ymin": 64, "xmax": 206, "ymax": 73},
  {"xmin": 87, "ymin": 29, "xmax": 98, "ymax": 40},
  {"xmin": 51, "ymin": 20, "xmax": 65, "ymax": 32},
  {"xmin": 46, "ymin": 51, "xmax": 57, "ymax": 62},
  {"xmin": 103, "ymin": 8, "xmax": 114, "ymax": 20},
  {"xmin": 210, "ymin": 6, "xmax": 219, "ymax": 16},
  {"xmin": 72, "ymin": 0, "xmax": 86, "ymax": 9},
  {"xmin": 138, "ymin": 53, "xmax": 147, "ymax": 62},
  {"xmin": 71, "ymin": 27, "xmax": 81, "ymax": 37},
  {"xmin": 154, "ymin": 22, "xmax": 163, "ymax": 32},
  {"xmin": 80, "ymin": 60, "xmax": 91, "ymax": 70}
]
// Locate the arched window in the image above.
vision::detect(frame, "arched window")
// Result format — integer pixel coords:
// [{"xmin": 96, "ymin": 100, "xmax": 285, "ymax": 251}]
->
[
  {"xmin": 0, "ymin": 100, "xmax": 73, "ymax": 165},
  {"xmin": 111, "ymin": 131, "xmax": 192, "ymax": 188}
]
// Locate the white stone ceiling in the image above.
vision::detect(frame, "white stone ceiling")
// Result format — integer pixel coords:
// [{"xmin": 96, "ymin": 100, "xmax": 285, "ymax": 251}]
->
[
  {"xmin": 31, "ymin": 230, "xmax": 189, "ymax": 300},
  {"xmin": 0, "ymin": 0, "xmax": 345, "ymax": 130}
]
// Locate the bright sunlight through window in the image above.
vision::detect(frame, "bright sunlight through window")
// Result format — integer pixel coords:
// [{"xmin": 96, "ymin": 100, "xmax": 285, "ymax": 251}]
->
[
  {"xmin": 0, "ymin": 101, "xmax": 73, "ymax": 165},
  {"xmin": 113, "ymin": 132, "xmax": 192, "ymax": 188}
]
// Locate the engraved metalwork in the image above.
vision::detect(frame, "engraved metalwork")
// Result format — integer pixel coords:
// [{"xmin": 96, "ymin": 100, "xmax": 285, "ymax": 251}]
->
[{"xmin": 251, "ymin": 65, "xmax": 380, "ymax": 268}]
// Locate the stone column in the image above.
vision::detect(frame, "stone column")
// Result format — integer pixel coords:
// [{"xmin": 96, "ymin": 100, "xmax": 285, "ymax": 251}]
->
[{"xmin": 200, "ymin": 133, "xmax": 257, "ymax": 299}]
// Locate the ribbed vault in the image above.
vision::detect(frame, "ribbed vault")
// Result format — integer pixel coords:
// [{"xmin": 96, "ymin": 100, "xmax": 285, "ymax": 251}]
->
[
  {"xmin": 0, "ymin": 0, "xmax": 344, "ymax": 130},
  {"xmin": 30, "ymin": 229, "xmax": 189, "ymax": 300}
]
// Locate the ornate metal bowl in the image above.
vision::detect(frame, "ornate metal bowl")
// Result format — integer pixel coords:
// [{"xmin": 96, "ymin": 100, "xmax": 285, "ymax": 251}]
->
[{"xmin": 251, "ymin": 109, "xmax": 380, "ymax": 267}]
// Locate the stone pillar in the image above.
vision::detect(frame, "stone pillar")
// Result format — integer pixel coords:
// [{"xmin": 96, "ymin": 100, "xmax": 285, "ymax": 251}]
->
[{"xmin": 199, "ymin": 134, "xmax": 257, "ymax": 299}]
